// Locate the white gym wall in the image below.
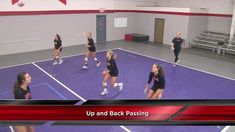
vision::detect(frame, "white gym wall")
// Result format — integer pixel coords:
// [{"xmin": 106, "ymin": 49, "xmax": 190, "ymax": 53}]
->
[
  {"xmin": 0, "ymin": 0, "xmax": 233, "ymax": 55},
  {"xmin": 157, "ymin": 0, "xmax": 233, "ymax": 33}
]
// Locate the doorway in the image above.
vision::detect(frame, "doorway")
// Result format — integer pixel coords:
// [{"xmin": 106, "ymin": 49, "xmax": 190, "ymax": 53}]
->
[
  {"xmin": 96, "ymin": 15, "xmax": 106, "ymax": 43},
  {"xmin": 154, "ymin": 18, "xmax": 165, "ymax": 44}
]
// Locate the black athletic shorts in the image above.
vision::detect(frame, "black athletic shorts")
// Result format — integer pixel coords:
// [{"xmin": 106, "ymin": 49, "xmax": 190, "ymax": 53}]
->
[
  {"xmin": 151, "ymin": 85, "xmax": 163, "ymax": 92},
  {"xmin": 55, "ymin": 47, "xmax": 62, "ymax": 52},
  {"xmin": 88, "ymin": 46, "xmax": 96, "ymax": 52},
  {"xmin": 109, "ymin": 70, "xmax": 118, "ymax": 77}
]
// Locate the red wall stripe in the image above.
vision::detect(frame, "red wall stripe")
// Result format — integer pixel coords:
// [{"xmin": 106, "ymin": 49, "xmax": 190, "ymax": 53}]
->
[
  {"xmin": 11, "ymin": 0, "xmax": 19, "ymax": 5},
  {"xmin": 0, "ymin": 10, "xmax": 232, "ymax": 17},
  {"xmin": 59, "ymin": 0, "xmax": 67, "ymax": 5}
]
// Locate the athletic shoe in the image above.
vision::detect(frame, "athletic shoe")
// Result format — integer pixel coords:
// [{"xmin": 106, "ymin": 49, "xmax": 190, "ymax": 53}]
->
[
  {"xmin": 53, "ymin": 61, "xmax": 58, "ymax": 65},
  {"xmin": 101, "ymin": 89, "xmax": 108, "ymax": 95},
  {"xmin": 118, "ymin": 83, "xmax": 123, "ymax": 91},
  {"xmin": 59, "ymin": 59, "xmax": 63, "ymax": 64},
  {"xmin": 82, "ymin": 65, "xmax": 88, "ymax": 69},
  {"xmin": 96, "ymin": 61, "xmax": 101, "ymax": 67},
  {"xmin": 176, "ymin": 60, "xmax": 180, "ymax": 64}
]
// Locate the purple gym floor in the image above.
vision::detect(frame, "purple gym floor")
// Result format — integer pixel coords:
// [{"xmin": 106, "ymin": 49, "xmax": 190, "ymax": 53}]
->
[{"xmin": 1, "ymin": 48, "xmax": 234, "ymax": 132}]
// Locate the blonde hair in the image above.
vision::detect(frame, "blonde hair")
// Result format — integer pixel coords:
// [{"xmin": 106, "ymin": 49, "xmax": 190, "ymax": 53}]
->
[
  {"xmin": 87, "ymin": 32, "xmax": 92, "ymax": 38},
  {"xmin": 107, "ymin": 50, "xmax": 117, "ymax": 59},
  {"xmin": 176, "ymin": 32, "xmax": 181, "ymax": 36}
]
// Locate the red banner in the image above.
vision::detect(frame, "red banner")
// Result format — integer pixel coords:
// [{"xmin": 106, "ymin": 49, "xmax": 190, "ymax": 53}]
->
[
  {"xmin": 173, "ymin": 106, "xmax": 235, "ymax": 121},
  {"xmin": 1, "ymin": 105, "xmax": 235, "ymax": 124},
  {"xmin": 0, "ymin": 106, "xmax": 182, "ymax": 121}
]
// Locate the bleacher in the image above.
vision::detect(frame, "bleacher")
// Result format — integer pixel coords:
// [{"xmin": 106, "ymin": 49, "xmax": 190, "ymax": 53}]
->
[{"xmin": 189, "ymin": 31, "xmax": 235, "ymax": 55}]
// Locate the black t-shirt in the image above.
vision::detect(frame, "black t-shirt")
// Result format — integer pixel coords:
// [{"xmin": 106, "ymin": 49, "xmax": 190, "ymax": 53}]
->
[
  {"xmin": 88, "ymin": 38, "xmax": 95, "ymax": 47},
  {"xmin": 54, "ymin": 39, "xmax": 62, "ymax": 49},
  {"xmin": 14, "ymin": 86, "xmax": 32, "ymax": 99},
  {"xmin": 172, "ymin": 37, "xmax": 183, "ymax": 48},
  {"xmin": 107, "ymin": 58, "xmax": 118, "ymax": 73},
  {"xmin": 147, "ymin": 72, "xmax": 165, "ymax": 89}
]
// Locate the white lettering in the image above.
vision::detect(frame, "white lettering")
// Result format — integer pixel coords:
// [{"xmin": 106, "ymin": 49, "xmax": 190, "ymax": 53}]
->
[
  {"xmin": 109, "ymin": 111, "xmax": 124, "ymax": 116},
  {"xmin": 86, "ymin": 111, "xmax": 95, "ymax": 117},
  {"xmin": 125, "ymin": 111, "xmax": 149, "ymax": 117}
]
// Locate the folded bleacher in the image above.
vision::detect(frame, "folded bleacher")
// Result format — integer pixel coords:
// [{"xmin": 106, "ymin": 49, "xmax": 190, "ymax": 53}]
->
[{"xmin": 189, "ymin": 31, "xmax": 235, "ymax": 55}]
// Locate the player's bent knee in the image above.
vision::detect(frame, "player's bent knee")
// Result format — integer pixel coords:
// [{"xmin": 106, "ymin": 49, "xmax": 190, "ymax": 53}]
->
[{"xmin": 103, "ymin": 82, "xmax": 107, "ymax": 87}]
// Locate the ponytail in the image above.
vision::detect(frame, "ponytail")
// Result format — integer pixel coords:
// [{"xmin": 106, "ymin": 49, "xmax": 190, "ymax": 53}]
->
[
  {"xmin": 111, "ymin": 53, "xmax": 117, "ymax": 59},
  {"xmin": 13, "ymin": 81, "xmax": 20, "ymax": 92},
  {"xmin": 13, "ymin": 72, "xmax": 27, "ymax": 92},
  {"xmin": 157, "ymin": 65, "xmax": 165, "ymax": 78}
]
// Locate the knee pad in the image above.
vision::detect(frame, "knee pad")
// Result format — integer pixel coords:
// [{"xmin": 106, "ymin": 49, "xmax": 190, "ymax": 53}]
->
[
  {"xmin": 103, "ymin": 82, "xmax": 107, "ymax": 87},
  {"xmin": 113, "ymin": 83, "xmax": 118, "ymax": 87},
  {"xmin": 94, "ymin": 58, "xmax": 98, "ymax": 61},
  {"xmin": 84, "ymin": 57, "xmax": 88, "ymax": 61},
  {"xmin": 158, "ymin": 92, "xmax": 163, "ymax": 98}
]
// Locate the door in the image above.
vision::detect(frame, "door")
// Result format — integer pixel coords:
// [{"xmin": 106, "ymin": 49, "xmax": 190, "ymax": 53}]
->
[
  {"xmin": 96, "ymin": 15, "xmax": 106, "ymax": 43},
  {"xmin": 154, "ymin": 18, "xmax": 165, "ymax": 44}
]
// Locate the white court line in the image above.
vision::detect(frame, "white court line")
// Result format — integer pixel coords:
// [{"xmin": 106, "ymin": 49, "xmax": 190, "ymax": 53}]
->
[
  {"xmin": 0, "ymin": 62, "xmax": 34, "ymax": 70},
  {"xmin": 9, "ymin": 126, "xmax": 14, "ymax": 132},
  {"xmin": 0, "ymin": 47, "xmax": 119, "ymax": 70},
  {"xmin": 221, "ymin": 126, "xmax": 231, "ymax": 132},
  {"xmin": 32, "ymin": 62, "xmax": 131, "ymax": 132},
  {"xmin": 33, "ymin": 48, "xmax": 119, "ymax": 64},
  {"xmin": 120, "ymin": 125, "xmax": 132, "ymax": 132},
  {"xmin": 119, "ymin": 48, "xmax": 235, "ymax": 81},
  {"xmin": 32, "ymin": 62, "xmax": 86, "ymax": 102},
  {"xmin": 1, "ymin": 47, "xmax": 234, "ymax": 81}
]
